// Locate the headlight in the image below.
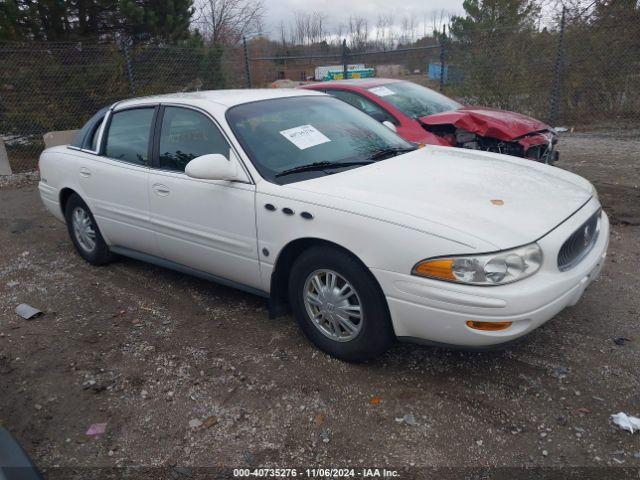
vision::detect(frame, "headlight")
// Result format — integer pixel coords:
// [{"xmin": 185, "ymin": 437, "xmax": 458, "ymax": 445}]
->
[{"xmin": 412, "ymin": 243, "xmax": 543, "ymax": 286}]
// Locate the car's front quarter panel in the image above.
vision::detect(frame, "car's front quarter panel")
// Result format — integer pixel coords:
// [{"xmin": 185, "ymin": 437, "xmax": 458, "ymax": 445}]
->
[{"xmin": 255, "ymin": 181, "xmax": 494, "ymax": 295}]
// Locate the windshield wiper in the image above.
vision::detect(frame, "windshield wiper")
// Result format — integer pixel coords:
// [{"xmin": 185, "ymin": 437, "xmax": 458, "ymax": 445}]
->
[
  {"xmin": 366, "ymin": 146, "xmax": 417, "ymax": 161},
  {"xmin": 275, "ymin": 161, "xmax": 374, "ymax": 178}
]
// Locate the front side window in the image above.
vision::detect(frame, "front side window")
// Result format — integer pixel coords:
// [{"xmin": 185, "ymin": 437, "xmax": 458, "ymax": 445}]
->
[
  {"xmin": 328, "ymin": 90, "xmax": 397, "ymax": 125},
  {"xmin": 158, "ymin": 107, "xmax": 230, "ymax": 172},
  {"xmin": 104, "ymin": 108, "xmax": 155, "ymax": 165},
  {"xmin": 227, "ymin": 96, "xmax": 414, "ymax": 184},
  {"xmin": 368, "ymin": 82, "xmax": 461, "ymax": 119}
]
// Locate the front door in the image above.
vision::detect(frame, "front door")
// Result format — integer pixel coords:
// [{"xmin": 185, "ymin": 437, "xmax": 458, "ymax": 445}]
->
[{"xmin": 147, "ymin": 105, "xmax": 261, "ymax": 290}]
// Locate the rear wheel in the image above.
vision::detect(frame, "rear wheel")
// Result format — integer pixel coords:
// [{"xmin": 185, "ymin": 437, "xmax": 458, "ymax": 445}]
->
[
  {"xmin": 64, "ymin": 193, "xmax": 115, "ymax": 265},
  {"xmin": 288, "ymin": 246, "xmax": 394, "ymax": 362}
]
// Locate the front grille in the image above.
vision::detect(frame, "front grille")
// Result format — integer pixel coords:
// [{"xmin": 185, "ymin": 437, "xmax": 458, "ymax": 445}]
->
[{"xmin": 557, "ymin": 210, "xmax": 601, "ymax": 271}]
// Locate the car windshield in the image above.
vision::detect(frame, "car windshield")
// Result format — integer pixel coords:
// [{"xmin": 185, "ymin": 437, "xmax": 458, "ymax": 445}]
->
[
  {"xmin": 368, "ymin": 82, "xmax": 461, "ymax": 119},
  {"xmin": 226, "ymin": 96, "xmax": 415, "ymax": 184}
]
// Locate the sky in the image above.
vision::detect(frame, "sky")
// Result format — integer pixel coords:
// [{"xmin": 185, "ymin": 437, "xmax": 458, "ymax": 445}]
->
[{"xmin": 261, "ymin": 0, "xmax": 467, "ymax": 39}]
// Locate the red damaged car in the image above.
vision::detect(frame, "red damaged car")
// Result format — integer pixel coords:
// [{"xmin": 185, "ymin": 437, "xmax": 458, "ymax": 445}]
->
[{"xmin": 302, "ymin": 78, "xmax": 558, "ymax": 164}]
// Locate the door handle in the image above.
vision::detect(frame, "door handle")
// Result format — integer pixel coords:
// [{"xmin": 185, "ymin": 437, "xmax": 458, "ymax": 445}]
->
[
  {"xmin": 152, "ymin": 184, "xmax": 170, "ymax": 196},
  {"xmin": 79, "ymin": 167, "xmax": 91, "ymax": 178}
]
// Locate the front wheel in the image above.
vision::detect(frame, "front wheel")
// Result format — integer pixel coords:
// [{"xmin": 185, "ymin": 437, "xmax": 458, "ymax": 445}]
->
[{"xmin": 288, "ymin": 246, "xmax": 395, "ymax": 362}]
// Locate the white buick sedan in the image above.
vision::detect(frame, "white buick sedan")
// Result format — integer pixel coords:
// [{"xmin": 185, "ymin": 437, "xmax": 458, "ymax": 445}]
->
[{"xmin": 38, "ymin": 89, "xmax": 609, "ymax": 361}]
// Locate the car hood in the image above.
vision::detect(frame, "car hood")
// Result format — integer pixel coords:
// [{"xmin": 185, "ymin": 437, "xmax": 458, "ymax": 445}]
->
[
  {"xmin": 282, "ymin": 146, "xmax": 593, "ymax": 250},
  {"xmin": 419, "ymin": 106, "xmax": 553, "ymax": 141}
]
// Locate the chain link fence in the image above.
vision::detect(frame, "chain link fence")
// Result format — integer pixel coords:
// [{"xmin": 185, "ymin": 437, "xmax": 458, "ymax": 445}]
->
[
  {"xmin": 248, "ymin": 21, "xmax": 639, "ymax": 129},
  {"xmin": 1, "ymin": 15, "xmax": 638, "ymax": 172},
  {"xmin": 0, "ymin": 41, "xmax": 244, "ymax": 172}
]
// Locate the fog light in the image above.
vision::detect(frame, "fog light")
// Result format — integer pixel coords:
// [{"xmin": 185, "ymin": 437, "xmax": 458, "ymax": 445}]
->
[{"xmin": 466, "ymin": 320, "xmax": 513, "ymax": 331}]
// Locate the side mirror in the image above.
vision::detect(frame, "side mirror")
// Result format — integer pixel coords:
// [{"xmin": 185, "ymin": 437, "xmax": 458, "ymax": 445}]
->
[
  {"xmin": 185, "ymin": 153, "xmax": 240, "ymax": 181},
  {"xmin": 382, "ymin": 120, "xmax": 397, "ymax": 133}
]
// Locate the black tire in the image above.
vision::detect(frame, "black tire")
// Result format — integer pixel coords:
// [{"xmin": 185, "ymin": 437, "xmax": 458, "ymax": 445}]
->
[
  {"xmin": 64, "ymin": 193, "xmax": 115, "ymax": 265},
  {"xmin": 288, "ymin": 245, "xmax": 395, "ymax": 362}
]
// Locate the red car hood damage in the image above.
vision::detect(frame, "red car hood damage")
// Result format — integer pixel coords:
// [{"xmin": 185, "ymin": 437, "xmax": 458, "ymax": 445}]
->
[{"xmin": 419, "ymin": 107, "xmax": 555, "ymax": 147}]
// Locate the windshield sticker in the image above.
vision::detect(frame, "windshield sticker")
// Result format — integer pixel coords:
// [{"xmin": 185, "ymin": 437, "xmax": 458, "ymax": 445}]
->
[
  {"xmin": 279, "ymin": 124, "xmax": 331, "ymax": 150},
  {"xmin": 368, "ymin": 86, "xmax": 395, "ymax": 97}
]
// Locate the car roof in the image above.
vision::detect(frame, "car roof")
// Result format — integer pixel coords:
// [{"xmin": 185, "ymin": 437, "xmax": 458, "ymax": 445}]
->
[
  {"xmin": 302, "ymin": 78, "xmax": 403, "ymax": 90},
  {"xmin": 114, "ymin": 88, "xmax": 326, "ymax": 110}
]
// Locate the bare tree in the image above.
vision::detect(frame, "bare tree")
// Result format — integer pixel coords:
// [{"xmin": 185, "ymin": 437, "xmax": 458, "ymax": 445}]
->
[
  {"xmin": 278, "ymin": 20, "xmax": 287, "ymax": 47},
  {"xmin": 309, "ymin": 12, "xmax": 328, "ymax": 44},
  {"xmin": 196, "ymin": 0, "xmax": 265, "ymax": 45},
  {"xmin": 399, "ymin": 16, "xmax": 416, "ymax": 44},
  {"xmin": 375, "ymin": 14, "xmax": 394, "ymax": 50},
  {"xmin": 430, "ymin": 9, "xmax": 449, "ymax": 37},
  {"xmin": 335, "ymin": 22, "xmax": 345, "ymax": 43},
  {"xmin": 291, "ymin": 11, "xmax": 328, "ymax": 45},
  {"xmin": 293, "ymin": 11, "xmax": 306, "ymax": 44},
  {"xmin": 348, "ymin": 16, "xmax": 368, "ymax": 50}
]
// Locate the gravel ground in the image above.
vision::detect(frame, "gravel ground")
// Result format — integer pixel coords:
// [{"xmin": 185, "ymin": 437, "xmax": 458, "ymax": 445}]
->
[{"xmin": 0, "ymin": 130, "xmax": 639, "ymax": 479}]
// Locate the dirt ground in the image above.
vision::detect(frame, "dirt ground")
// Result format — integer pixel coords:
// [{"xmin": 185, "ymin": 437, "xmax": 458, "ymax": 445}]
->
[{"xmin": 1, "ymin": 130, "xmax": 640, "ymax": 479}]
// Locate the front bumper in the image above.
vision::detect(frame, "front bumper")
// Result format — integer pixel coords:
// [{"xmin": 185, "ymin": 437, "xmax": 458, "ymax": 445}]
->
[{"xmin": 372, "ymin": 199, "xmax": 609, "ymax": 348}]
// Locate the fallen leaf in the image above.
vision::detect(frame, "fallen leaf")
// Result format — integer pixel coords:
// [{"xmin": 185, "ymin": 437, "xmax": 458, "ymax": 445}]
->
[
  {"xmin": 370, "ymin": 396, "xmax": 382, "ymax": 405},
  {"xmin": 314, "ymin": 413, "xmax": 325, "ymax": 426},
  {"xmin": 203, "ymin": 415, "xmax": 218, "ymax": 428}
]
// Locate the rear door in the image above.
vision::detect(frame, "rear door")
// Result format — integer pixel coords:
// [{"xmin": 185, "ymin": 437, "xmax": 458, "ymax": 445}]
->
[
  {"xmin": 77, "ymin": 105, "xmax": 159, "ymax": 255},
  {"xmin": 147, "ymin": 105, "xmax": 261, "ymax": 290}
]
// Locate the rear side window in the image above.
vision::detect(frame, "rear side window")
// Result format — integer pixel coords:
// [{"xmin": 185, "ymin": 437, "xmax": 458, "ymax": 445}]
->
[
  {"xmin": 72, "ymin": 106, "xmax": 108, "ymax": 151},
  {"xmin": 87, "ymin": 118, "xmax": 104, "ymax": 151},
  {"xmin": 327, "ymin": 90, "xmax": 397, "ymax": 125},
  {"xmin": 104, "ymin": 108, "xmax": 155, "ymax": 165},
  {"xmin": 158, "ymin": 107, "xmax": 230, "ymax": 172}
]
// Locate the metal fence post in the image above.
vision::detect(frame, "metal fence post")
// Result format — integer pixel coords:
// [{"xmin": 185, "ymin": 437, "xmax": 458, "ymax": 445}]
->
[
  {"xmin": 439, "ymin": 32, "xmax": 446, "ymax": 93},
  {"xmin": 342, "ymin": 39, "xmax": 348, "ymax": 80},
  {"xmin": 122, "ymin": 38, "xmax": 137, "ymax": 96},
  {"xmin": 242, "ymin": 36, "xmax": 252, "ymax": 88},
  {"xmin": 549, "ymin": 6, "xmax": 566, "ymax": 125}
]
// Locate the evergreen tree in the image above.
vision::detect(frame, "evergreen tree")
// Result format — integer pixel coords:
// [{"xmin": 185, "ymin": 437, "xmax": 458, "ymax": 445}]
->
[
  {"xmin": 446, "ymin": 0, "xmax": 543, "ymax": 111},
  {"xmin": 0, "ymin": 0, "xmax": 195, "ymax": 42},
  {"xmin": 450, "ymin": 0, "xmax": 540, "ymax": 42}
]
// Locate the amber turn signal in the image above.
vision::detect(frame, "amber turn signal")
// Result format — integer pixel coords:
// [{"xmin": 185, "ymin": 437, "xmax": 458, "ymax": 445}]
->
[
  {"xmin": 413, "ymin": 258, "xmax": 456, "ymax": 281},
  {"xmin": 465, "ymin": 321, "xmax": 513, "ymax": 331}
]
